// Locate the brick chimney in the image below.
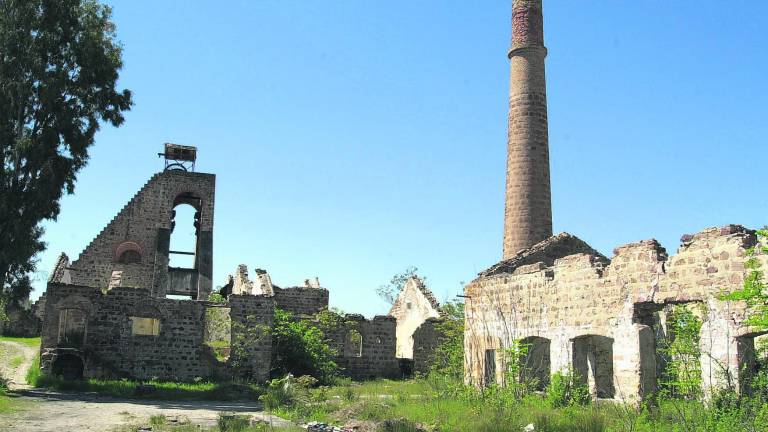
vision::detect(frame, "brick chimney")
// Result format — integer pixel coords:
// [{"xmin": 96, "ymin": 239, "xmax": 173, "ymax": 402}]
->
[{"xmin": 502, "ymin": 0, "xmax": 553, "ymax": 259}]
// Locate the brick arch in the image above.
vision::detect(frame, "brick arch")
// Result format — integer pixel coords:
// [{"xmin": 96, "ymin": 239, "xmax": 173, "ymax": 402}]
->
[
  {"xmin": 173, "ymin": 192, "xmax": 203, "ymax": 210},
  {"xmin": 115, "ymin": 241, "xmax": 143, "ymax": 264}
]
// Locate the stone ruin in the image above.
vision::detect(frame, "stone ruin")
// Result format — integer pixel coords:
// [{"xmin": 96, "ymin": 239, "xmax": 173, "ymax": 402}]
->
[
  {"xmin": 388, "ymin": 276, "xmax": 443, "ymax": 374},
  {"xmin": 464, "ymin": 0, "xmax": 766, "ymax": 402},
  {"xmin": 38, "ymin": 148, "xmax": 407, "ymax": 381}
]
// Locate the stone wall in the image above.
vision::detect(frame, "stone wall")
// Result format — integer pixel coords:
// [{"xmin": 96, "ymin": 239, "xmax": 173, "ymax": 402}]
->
[
  {"xmin": 464, "ymin": 225, "xmax": 765, "ymax": 401},
  {"xmin": 273, "ymin": 286, "xmax": 329, "ymax": 317},
  {"xmin": 388, "ymin": 277, "xmax": 441, "ymax": 359},
  {"xmin": 63, "ymin": 170, "xmax": 215, "ymax": 299},
  {"xmin": 229, "ymin": 295, "xmax": 274, "ymax": 382},
  {"xmin": 412, "ymin": 318, "xmax": 442, "ymax": 374},
  {"xmin": 40, "ymin": 283, "xmax": 272, "ymax": 382},
  {"xmin": 328, "ymin": 314, "xmax": 400, "ymax": 380}
]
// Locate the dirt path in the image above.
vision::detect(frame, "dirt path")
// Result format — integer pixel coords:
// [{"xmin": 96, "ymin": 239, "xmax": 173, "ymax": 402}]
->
[
  {"xmin": 1, "ymin": 389, "xmax": 292, "ymax": 431},
  {"xmin": 0, "ymin": 340, "xmax": 291, "ymax": 431},
  {"xmin": 0, "ymin": 341, "xmax": 37, "ymax": 390}
]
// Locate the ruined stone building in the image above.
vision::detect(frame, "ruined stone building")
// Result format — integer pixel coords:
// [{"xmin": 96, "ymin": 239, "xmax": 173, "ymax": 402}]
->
[
  {"xmin": 464, "ymin": 0, "xmax": 766, "ymax": 402},
  {"xmin": 39, "ymin": 144, "xmax": 401, "ymax": 382},
  {"xmin": 388, "ymin": 276, "xmax": 442, "ymax": 373}
]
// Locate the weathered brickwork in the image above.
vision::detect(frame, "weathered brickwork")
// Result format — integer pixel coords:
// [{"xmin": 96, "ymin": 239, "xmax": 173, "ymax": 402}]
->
[
  {"xmin": 229, "ymin": 294, "xmax": 274, "ymax": 382},
  {"xmin": 388, "ymin": 277, "xmax": 441, "ymax": 359},
  {"xmin": 39, "ymin": 283, "xmax": 273, "ymax": 382},
  {"xmin": 273, "ymin": 287, "xmax": 329, "ymax": 317},
  {"xmin": 503, "ymin": 0, "xmax": 552, "ymax": 259},
  {"xmin": 328, "ymin": 314, "xmax": 401, "ymax": 380},
  {"xmin": 39, "ymin": 165, "xmax": 404, "ymax": 383},
  {"xmin": 65, "ymin": 170, "xmax": 215, "ymax": 299},
  {"xmin": 412, "ymin": 318, "xmax": 442, "ymax": 374},
  {"xmin": 465, "ymin": 226, "xmax": 766, "ymax": 401}
]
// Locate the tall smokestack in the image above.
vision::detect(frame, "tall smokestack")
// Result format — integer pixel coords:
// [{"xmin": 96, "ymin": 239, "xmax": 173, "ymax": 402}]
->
[{"xmin": 502, "ymin": 0, "xmax": 553, "ymax": 259}]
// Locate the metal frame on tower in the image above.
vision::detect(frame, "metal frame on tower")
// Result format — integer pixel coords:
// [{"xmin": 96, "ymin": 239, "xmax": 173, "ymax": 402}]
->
[{"xmin": 158, "ymin": 143, "xmax": 197, "ymax": 172}]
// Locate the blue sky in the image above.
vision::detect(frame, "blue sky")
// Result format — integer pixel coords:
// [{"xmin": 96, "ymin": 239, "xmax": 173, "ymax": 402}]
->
[{"xmin": 33, "ymin": 1, "xmax": 767, "ymax": 316}]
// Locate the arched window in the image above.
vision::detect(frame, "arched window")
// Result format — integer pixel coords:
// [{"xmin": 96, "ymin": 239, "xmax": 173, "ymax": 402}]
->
[
  {"xmin": 115, "ymin": 241, "xmax": 142, "ymax": 264},
  {"xmin": 169, "ymin": 201, "xmax": 199, "ymax": 268},
  {"xmin": 344, "ymin": 329, "xmax": 363, "ymax": 357}
]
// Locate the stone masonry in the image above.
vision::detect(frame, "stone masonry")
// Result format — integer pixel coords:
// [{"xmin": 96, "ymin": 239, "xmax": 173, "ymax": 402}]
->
[
  {"xmin": 40, "ymin": 165, "xmax": 405, "ymax": 383},
  {"xmin": 388, "ymin": 276, "xmax": 441, "ymax": 359},
  {"xmin": 465, "ymin": 226, "xmax": 766, "ymax": 401},
  {"xmin": 466, "ymin": 0, "xmax": 764, "ymax": 403},
  {"xmin": 40, "ymin": 283, "xmax": 273, "ymax": 381},
  {"xmin": 503, "ymin": 0, "xmax": 552, "ymax": 259},
  {"xmin": 59, "ymin": 170, "xmax": 215, "ymax": 299}
]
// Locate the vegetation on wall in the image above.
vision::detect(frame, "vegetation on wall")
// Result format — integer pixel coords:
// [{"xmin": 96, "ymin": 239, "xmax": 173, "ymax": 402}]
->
[
  {"xmin": 428, "ymin": 300, "xmax": 464, "ymax": 381},
  {"xmin": 721, "ymin": 228, "xmax": 768, "ymax": 329}
]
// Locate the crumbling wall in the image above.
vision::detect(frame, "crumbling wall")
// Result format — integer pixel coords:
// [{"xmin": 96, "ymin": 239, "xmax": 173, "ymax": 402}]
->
[
  {"xmin": 412, "ymin": 317, "xmax": 443, "ymax": 374},
  {"xmin": 65, "ymin": 170, "xmax": 215, "ymax": 299},
  {"xmin": 229, "ymin": 294, "xmax": 274, "ymax": 382},
  {"xmin": 464, "ymin": 225, "xmax": 763, "ymax": 401},
  {"xmin": 273, "ymin": 286, "xmax": 329, "ymax": 317},
  {"xmin": 328, "ymin": 314, "xmax": 400, "ymax": 380},
  {"xmin": 388, "ymin": 277, "xmax": 441, "ymax": 359},
  {"xmin": 39, "ymin": 283, "xmax": 273, "ymax": 382}
]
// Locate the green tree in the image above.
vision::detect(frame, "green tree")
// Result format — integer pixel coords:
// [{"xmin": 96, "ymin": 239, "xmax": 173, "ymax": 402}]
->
[
  {"xmin": 429, "ymin": 300, "xmax": 465, "ymax": 380},
  {"xmin": 376, "ymin": 266, "xmax": 419, "ymax": 305},
  {"xmin": 271, "ymin": 308, "xmax": 338, "ymax": 384},
  {"xmin": 659, "ymin": 304, "xmax": 703, "ymax": 400},
  {"xmin": 0, "ymin": 0, "xmax": 132, "ymax": 304}
]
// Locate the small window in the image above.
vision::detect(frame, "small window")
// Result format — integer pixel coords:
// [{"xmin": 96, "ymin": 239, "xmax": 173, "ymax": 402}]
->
[
  {"xmin": 344, "ymin": 329, "xmax": 363, "ymax": 357},
  {"xmin": 118, "ymin": 250, "xmax": 142, "ymax": 264},
  {"xmin": 131, "ymin": 317, "xmax": 160, "ymax": 336},
  {"xmin": 115, "ymin": 242, "xmax": 143, "ymax": 264},
  {"xmin": 406, "ymin": 302, "xmax": 412, "ymax": 310}
]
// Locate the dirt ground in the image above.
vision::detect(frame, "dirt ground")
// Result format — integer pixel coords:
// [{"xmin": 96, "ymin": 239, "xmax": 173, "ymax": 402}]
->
[
  {"xmin": 0, "ymin": 340, "xmax": 291, "ymax": 432},
  {"xmin": 0, "ymin": 341, "xmax": 37, "ymax": 390}
]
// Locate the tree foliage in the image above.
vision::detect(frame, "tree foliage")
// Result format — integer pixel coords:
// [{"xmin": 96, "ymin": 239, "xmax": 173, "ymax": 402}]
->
[
  {"xmin": 0, "ymin": 0, "xmax": 132, "ymax": 301},
  {"xmin": 659, "ymin": 304, "xmax": 704, "ymax": 400},
  {"xmin": 429, "ymin": 300, "xmax": 465, "ymax": 380},
  {"xmin": 271, "ymin": 308, "xmax": 338, "ymax": 384},
  {"xmin": 376, "ymin": 266, "xmax": 419, "ymax": 305}
]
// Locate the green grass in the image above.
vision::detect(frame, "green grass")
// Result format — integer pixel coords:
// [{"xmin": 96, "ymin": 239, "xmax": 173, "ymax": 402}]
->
[
  {"xmin": 9, "ymin": 355, "xmax": 24, "ymax": 368},
  {"xmin": 30, "ymin": 373, "xmax": 264, "ymax": 401},
  {"xmin": 25, "ymin": 353, "xmax": 40, "ymax": 385},
  {"xmin": 113, "ymin": 413, "xmax": 303, "ymax": 432},
  {"xmin": 0, "ymin": 336, "xmax": 41, "ymax": 348},
  {"xmin": 267, "ymin": 378, "xmax": 768, "ymax": 432},
  {"xmin": 0, "ymin": 382, "xmax": 29, "ymax": 414}
]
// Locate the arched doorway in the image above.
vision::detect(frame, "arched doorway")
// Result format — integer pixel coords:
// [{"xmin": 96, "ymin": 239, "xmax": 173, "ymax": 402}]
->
[
  {"xmin": 52, "ymin": 353, "xmax": 84, "ymax": 380},
  {"xmin": 520, "ymin": 336, "xmax": 551, "ymax": 390},
  {"xmin": 572, "ymin": 335, "xmax": 615, "ymax": 398}
]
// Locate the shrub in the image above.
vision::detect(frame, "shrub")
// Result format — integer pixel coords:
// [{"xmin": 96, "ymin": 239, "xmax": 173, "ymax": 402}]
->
[
  {"xmin": 217, "ymin": 413, "xmax": 251, "ymax": 431},
  {"xmin": 271, "ymin": 309, "xmax": 338, "ymax": 384},
  {"xmin": 546, "ymin": 371, "xmax": 590, "ymax": 408},
  {"xmin": 428, "ymin": 301, "xmax": 464, "ymax": 381}
]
